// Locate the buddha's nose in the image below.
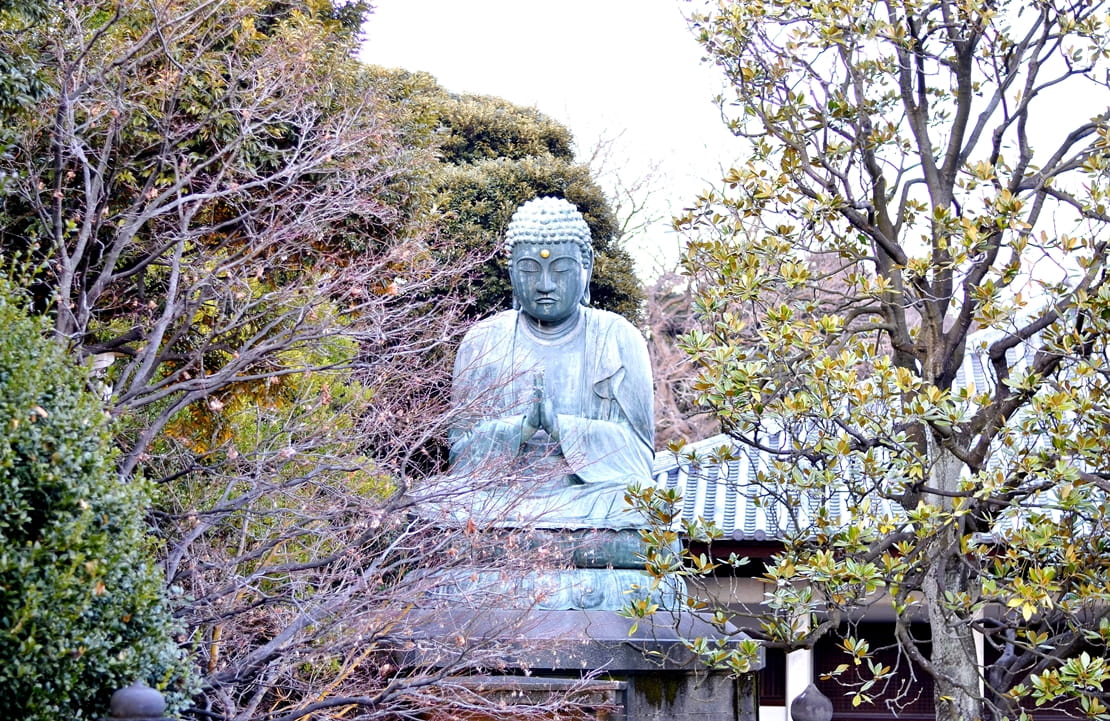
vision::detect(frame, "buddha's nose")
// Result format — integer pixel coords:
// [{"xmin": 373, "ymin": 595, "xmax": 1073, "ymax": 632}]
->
[{"xmin": 537, "ymin": 271, "xmax": 556, "ymax": 293}]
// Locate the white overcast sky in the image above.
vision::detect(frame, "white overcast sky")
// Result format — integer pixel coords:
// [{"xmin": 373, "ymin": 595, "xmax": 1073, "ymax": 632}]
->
[{"xmin": 358, "ymin": 0, "xmax": 741, "ymax": 278}]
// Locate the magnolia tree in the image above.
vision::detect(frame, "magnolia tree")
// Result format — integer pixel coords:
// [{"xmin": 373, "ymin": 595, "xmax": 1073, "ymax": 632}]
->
[
  {"xmin": 0, "ymin": 1, "xmax": 607, "ymax": 719},
  {"xmin": 635, "ymin": 1, "xmax": 1110, "ymax": 719}
]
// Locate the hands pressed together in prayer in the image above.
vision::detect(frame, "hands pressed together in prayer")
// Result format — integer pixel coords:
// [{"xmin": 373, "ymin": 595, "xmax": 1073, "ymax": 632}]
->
[{"xmin": 522, "ymin": 372, "xmax": 560, "ymax": 444}]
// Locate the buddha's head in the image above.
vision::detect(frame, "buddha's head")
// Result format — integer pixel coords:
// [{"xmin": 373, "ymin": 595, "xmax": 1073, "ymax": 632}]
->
[{"xmin": 505, "ymin": 197, "xmax": 594, "ymax": 325}]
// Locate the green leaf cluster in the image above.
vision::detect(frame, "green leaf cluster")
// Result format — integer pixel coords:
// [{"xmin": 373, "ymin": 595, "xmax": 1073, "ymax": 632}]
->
[{"xmin": 0, "ymin": 278, "xmax": 192, "ymax": 720}]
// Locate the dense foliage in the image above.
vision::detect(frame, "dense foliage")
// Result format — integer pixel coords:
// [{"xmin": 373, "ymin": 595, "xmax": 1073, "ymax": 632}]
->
[
  {"xmin": 632, "ymin": 2, "xmax": 1110, "ymax": 720},
  {"xmin": 0, "ymin": 0, "xmax": 436, "ymax": 476},
  {"xmin": 0, "ymin": 2, "xmax": 632, "ymax": 719},
  {"xmin": 367, "ymin": 66, "xmax": 643, "ymax": 321},
  {"xmin": 0, "ymin": 278, "xmax": 189, "ymax": 720}
]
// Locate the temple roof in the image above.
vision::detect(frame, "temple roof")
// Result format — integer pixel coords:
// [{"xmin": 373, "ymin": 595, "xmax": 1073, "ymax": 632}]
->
[
  {"xmin": 648, "ymin": 434, "xmax": 896, "ymax": 542},
  {"xmin": 648, "ymin": 322, "xmax": 1047, "ymax": 542}
]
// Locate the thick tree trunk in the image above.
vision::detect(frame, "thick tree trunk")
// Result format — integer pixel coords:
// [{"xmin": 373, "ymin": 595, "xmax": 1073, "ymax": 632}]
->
[
  {"xmin": 922, "ymin": 443, "xmax": 982, "ymax": 721},
  {"xmin": 923, "ymin": 543, "xmax": 982, "ymax": 721}
]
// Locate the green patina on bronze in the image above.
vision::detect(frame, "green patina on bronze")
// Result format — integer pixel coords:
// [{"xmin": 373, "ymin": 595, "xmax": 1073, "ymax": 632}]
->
[{"xmin": 432, "ymin": 197, "xmax": 665, "ymax": 607}]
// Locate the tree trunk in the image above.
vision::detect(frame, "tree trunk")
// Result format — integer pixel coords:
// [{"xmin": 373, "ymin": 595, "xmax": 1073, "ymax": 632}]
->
[{"xmin": 922, "ymin": 443, "xmax": 982, "ymax": 721}]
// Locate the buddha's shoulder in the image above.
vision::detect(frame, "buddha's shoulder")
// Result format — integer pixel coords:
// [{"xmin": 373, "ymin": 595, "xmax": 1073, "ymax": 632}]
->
[
  {"xmin": 462, "ymin": 310, "xmax": 518, "ymax": 343},
  {"xmin": 583, "ymin": 307, "xmax": 640, "ymax": 337}
]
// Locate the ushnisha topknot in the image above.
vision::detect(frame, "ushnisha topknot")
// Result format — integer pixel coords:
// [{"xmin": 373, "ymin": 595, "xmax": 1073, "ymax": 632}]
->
[{"xmin": 504, "ymin": 197, "xmax": 593, "ymax": 264}]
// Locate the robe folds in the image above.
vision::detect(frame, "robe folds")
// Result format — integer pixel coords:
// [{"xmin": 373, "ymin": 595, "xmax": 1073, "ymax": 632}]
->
[{"xmin": 449, "ymin": 307, "xmax": 654, "ymax": 487}]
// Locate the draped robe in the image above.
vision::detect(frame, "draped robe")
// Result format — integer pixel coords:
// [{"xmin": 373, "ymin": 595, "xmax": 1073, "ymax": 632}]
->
[{"xmin": 449, "ymin": 307, "xmax": 654, "ymax": 491}]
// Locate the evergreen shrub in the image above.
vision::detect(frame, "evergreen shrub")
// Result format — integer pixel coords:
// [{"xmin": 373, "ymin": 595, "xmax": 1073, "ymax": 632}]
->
[{"xmin": 0, "ymin": 279, "xmax": 191, "ymax": 720}]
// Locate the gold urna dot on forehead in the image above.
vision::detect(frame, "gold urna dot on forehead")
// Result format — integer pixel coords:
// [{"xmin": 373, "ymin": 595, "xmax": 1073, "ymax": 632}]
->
[{"xmin": 540, "ymin": 249, "xmax": 550, "ymax": 258}]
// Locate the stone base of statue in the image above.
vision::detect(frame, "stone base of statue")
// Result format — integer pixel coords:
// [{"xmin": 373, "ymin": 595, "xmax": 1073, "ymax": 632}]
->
[
  {"xmin": 407, "ymin": 605, "xmax": 760, "ymax": 721},
  {"xmin": 406, "ymin": 472, "xmax": 762, "ymax": 721}
]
